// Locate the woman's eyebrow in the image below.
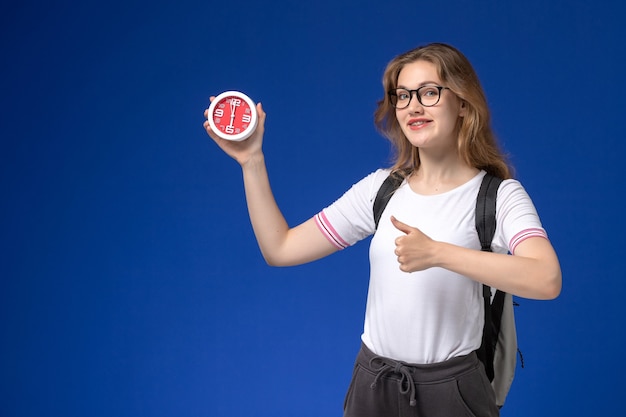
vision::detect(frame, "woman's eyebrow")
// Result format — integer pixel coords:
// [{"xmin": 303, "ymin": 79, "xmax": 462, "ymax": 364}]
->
[{"xmin": 396, "ymin": 81, "xmax": 441, "ymax": 89}]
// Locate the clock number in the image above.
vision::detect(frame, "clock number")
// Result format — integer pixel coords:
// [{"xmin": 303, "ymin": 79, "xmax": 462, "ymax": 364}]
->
[
  {"xmin": 225, "ymin": 125, "xmax": 234, "ymax": 134},
  {"xmin": 230, "ymin": 98, "xmax": 242, "ymax": 107},
  {"xmin": 214, "ymin": 109, "xmax": 224, "ymax": 117},
  {"xmin": 242, "ymin": 114, "xmax": 251, "ymax": 123}
]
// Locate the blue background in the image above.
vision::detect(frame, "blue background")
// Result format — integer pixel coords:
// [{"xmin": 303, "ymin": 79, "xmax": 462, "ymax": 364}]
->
[{"xmin": 2, "ymin": 0, "xmax": 624, "ymax": 416}]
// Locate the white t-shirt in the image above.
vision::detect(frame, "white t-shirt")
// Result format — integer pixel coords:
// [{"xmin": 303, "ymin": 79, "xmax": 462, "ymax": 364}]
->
[{"xmin": 315, "ymin": 169, "xmax": 547, "ymax": 364}]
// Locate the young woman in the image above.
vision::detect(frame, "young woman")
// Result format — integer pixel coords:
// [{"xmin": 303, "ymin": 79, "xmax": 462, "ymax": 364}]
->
[{"xmin": 203, "ymin": 42, "xmax": 561, "ymax": 417}]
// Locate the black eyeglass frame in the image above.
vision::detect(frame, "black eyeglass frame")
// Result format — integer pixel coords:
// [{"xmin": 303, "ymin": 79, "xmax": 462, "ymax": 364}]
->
[{"xmin": 387, "ymin": 85, "xmax": 450, "ymax": 109}]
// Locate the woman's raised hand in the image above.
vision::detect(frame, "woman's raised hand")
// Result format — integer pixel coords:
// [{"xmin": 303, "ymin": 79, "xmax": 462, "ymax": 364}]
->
[{"xmin": 203, "ymin": 98, "xmax": 267, "ymax": 166}]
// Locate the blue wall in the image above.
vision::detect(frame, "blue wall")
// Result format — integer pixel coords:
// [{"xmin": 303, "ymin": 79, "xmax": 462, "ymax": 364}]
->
[{"xmin": 2, "ymin": 0, "xmax": 624, "ymax": 416}]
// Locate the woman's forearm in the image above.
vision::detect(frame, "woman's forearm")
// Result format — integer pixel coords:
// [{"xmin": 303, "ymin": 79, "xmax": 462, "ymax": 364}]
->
[{"xmin": 434, "ymin": 237, "xmax": 562, "ymax": 300}]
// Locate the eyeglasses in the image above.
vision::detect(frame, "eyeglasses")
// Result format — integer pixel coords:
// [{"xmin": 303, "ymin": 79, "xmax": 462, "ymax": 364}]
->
[{"xmin": 388, "ymin": 85, "xmax": 450, "ymax": 109}]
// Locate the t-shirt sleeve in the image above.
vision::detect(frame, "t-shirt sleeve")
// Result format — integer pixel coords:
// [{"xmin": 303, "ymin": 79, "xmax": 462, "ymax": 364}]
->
[
  {"xmin": 315, "ymin": 169, "xmax": 391, "ymax": 249},
  {"xmin": 494, "ymin": 179, "xmax": 549, "ymax": 255}
]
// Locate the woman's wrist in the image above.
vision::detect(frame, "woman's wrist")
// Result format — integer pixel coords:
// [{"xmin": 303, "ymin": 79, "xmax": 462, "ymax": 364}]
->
[{"xmin": 240, "ymin": 151, "xmax": 266, "ymax": 172}]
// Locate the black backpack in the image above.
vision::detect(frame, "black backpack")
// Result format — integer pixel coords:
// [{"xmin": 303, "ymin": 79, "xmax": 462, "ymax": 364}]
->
[{"xmin": 373, "ymin": 171, "xmax": 520, "ymax": 408}]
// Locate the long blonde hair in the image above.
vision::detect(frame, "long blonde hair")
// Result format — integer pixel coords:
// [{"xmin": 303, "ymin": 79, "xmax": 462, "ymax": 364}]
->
[{"xmin": 374, "ymin": 43, "xmax": 512, "ymax": 179}]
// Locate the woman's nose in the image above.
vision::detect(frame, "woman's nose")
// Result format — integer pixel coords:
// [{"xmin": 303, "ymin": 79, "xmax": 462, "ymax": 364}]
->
[{"xmin": 407, "ymin": 93, "xmax": 424, "ymax": 113}]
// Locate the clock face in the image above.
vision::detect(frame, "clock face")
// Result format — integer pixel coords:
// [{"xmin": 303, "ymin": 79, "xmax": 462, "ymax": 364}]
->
[{"xmin": 207, "ymin": 91, "xmax": 258, "ymax": 141}]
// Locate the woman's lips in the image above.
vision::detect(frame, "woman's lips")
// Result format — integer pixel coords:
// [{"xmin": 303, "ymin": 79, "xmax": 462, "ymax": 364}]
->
[{"xmin": 408, "ymin": 119, "xmax": 431, "ymax": 130}]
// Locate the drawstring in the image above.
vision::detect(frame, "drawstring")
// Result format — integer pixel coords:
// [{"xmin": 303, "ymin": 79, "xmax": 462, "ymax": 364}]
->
[{"xmin": 368, "ymin": 356, "xmax": 417, "ymax": 407}]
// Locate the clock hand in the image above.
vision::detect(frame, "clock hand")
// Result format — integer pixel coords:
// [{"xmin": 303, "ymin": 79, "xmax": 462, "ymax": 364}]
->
[{"xmin": 229, "ymin": 100, "xmax": 236, "ymax": 127}]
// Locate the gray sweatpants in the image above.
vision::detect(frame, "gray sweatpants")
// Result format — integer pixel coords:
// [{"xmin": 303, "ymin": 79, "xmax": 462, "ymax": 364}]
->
[{"xmin": 343, "ymin": 343, "xmax": 499, "ymax": 417}]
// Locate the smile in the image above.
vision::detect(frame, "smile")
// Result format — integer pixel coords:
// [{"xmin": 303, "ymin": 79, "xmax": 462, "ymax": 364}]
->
[{"xmin": 408, "ymin": 119, "xmax": 431, "ymax": 128}]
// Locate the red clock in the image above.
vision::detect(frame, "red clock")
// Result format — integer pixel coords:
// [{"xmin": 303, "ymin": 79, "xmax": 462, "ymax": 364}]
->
[{"xmin": 207, "ymin": 91, "xmax": 258, "ymax": 141}]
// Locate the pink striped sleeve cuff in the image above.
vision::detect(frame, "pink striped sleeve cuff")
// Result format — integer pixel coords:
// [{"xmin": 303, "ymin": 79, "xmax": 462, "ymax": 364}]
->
[
  {"xmin": 315, "ymin": 211, "xmax": 349, "ymax": 250},
  {"xmin": 509, "ymin": 228, "xmax": 548, "ymax": 254}
]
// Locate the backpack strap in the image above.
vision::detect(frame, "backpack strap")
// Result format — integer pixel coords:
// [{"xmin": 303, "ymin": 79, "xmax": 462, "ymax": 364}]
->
[
  {"xmin": 476, "ymin": 173, "xmax": 503, "ymax": 252},
  {"xmin": 475, "ymin": 172, "xmax": 503, "ymax": 382},
  {"xmin": 373, "ymin": 171, "xmax": 406, "ymax": 229}
]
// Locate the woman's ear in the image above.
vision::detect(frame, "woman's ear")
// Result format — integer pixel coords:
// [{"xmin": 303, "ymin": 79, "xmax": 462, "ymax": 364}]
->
[{"xmin": 459, "ymin": 100, "xmax": 467, "ymax": 117}]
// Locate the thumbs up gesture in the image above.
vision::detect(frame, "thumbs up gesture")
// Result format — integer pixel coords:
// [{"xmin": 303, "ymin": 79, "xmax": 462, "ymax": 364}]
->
[{"xmin": 390, "ymin": 216, "xmax": 437, "ymax": 273}]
